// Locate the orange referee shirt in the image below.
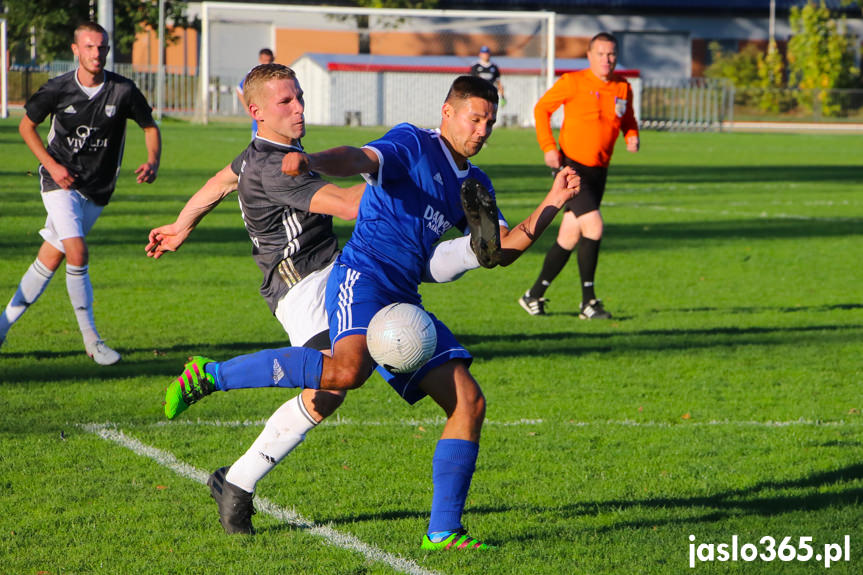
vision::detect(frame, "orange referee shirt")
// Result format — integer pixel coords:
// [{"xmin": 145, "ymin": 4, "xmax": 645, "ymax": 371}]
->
[{"xmin": 535, "ymin": 68, "xmax": 639, "ymax": 169}]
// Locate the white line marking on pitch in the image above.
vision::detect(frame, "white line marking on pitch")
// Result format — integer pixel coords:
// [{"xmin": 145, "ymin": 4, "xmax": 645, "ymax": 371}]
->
[
  {"xmin": 143, "ymin": 417, "xmax": 861, "ymax": 429},
  {"xmin": 603, "ymin": 201, "xmax": 856, "ymax": 222},
  {"xmin": 149, "ymin": 416, "xmax": 545, "ymax": 428},
  {"xmin": 83, "ymin": 423, "xmax": 444, "ymax": 575}
]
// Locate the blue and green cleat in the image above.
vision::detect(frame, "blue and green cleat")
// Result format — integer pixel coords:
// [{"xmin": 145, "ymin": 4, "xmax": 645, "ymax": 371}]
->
[
  {"xmin": 421, "ymin": 529, "xmax": 493, "ymax": 551},
  {"xmin": 164, "ymin": 356, "xmax": 216, "ymax": 419}
]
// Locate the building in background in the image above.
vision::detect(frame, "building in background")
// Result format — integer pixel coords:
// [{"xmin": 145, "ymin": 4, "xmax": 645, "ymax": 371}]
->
[{"xmin": 133, "ymin": 1, "xmax": 862, "ymax": 80}]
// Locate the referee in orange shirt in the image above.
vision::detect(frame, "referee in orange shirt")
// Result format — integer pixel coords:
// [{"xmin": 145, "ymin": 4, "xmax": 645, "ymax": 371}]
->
[{"xmin": 519, "ymin": 32, "xmax": 639, "ymax": 319}]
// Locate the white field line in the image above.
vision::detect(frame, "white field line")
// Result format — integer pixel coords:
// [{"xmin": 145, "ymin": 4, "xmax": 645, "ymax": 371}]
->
[
  {"xmin": 141, "ymin": 417, "xmax": 862, "ymax": 429},
  {"xmin": 602, "ymin": 201, "xmax": 855, "ymax": 222},
  {"xmin": 82, "ymin": 423, "xmax": 444, "ymax": 575}
]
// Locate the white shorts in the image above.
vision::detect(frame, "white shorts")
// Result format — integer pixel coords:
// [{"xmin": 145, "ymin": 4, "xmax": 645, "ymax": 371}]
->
[
  {"xmin": 39, "ymin": 189, "xmax": 104, "ymax": 252},
  {"xmin": 274, "ymin": 260, "xmax": 334, "ymax": 347}
]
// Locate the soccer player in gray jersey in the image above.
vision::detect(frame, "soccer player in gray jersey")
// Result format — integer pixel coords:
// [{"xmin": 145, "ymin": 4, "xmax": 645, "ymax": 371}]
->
[
  {"xmin": 147, "ymin": 63, "xmax": 488, "ymax": 535},
  {"xmin": 0, "ymin": 22, "xmax": 161, "ymax": 364}
]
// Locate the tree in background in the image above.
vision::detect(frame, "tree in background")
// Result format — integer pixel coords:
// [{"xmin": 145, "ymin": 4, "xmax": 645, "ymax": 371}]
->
[
  {"xmin": 3, "ymin": 0, "xmax": 192, "ymax": 64},
  {"xmin": 757, "ymin": 39, "xmax": 793, "ymax": 113},
  {"xmin": 704, "ymin": 42, "xmax": 762, "ymax": 106},
  {"xmin": 786, "ymin": 0, "xmax": 860, "ymax": 117}
]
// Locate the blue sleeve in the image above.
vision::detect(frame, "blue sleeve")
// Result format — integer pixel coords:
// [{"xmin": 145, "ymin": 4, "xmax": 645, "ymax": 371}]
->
[{"xmin": 364, "ymin": 123, "xmax": 421, "ymax": 189}]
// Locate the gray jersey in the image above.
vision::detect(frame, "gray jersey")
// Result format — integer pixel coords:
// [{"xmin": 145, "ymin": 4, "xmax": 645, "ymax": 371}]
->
[
  {"xmin": 25, "ymin": 70, "xmax": 156, "ymax": 205},
  {"xmin": 230, "ymin": 136, "xmax": 340, "ymax": 313}
]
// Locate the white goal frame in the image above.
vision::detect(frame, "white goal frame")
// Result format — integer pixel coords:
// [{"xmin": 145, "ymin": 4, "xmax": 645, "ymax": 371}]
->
[
  {"xmin": 1, "ymin": 19, "xmax": 8, "ymax": 119},
  {"xmin": 197, "ymin": 2, "xmax": 556, "ymax": 124}
]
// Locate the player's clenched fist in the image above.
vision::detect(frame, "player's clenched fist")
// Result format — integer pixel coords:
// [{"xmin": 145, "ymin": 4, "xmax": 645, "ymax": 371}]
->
[
  {"xmin": 552, "ymin": 166, "xmax": 580, "ymax": 203},
  {"xmin": 281, "ymin": 151, "xmax": 311, "ymax": 176}
]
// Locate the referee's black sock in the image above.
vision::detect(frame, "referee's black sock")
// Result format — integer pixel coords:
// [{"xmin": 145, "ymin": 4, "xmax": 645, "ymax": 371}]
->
[
  {"xmin": 577, "ymin": 237, "xmax": 601, "ymax": 303},
  {"xmin": 528, "ymin": 241, "xmax": 572, "ymax": 298}
]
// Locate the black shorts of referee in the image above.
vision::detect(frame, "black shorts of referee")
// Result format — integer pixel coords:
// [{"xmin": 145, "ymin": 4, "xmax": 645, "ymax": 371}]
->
[{"xmin": 559, "ymin": 152, "xmax": 608, "ymax": 217}]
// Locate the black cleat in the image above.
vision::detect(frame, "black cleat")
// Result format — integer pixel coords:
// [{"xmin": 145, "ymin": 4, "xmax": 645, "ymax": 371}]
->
[
  {"xmin": 207, "ymin": 466, "xmax": 256, "ymax": 534},
  {"xmin": 460, "ymin": 178, "xmax": 501, "ymax": 268},
  {"xmin": 579, "ymin": 299, "xmax": 612, "ymax": 320},
  {"xmin": 518, "ymin": 292, "xmax": 548, "ymax": 316}
]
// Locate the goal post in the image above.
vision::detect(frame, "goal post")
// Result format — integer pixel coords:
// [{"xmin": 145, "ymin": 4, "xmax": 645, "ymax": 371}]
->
[
  {"xmin": 1, "ymin": 19, "xmax": 8, "ymax": 119},
  {"xmin": 197, "ymin": 2, "xmax": 555, "ymax": 125}
]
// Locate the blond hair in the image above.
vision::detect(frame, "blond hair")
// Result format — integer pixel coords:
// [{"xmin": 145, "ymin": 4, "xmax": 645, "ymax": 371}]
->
[{"xmin": 243, "ymin": 64, "xmax": 298, "ymax": 109}]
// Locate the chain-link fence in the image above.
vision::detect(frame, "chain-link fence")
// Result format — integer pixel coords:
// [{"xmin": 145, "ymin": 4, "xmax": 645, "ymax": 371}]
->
[
  {"xmin": 639, "ymin": 78, "xmax": 735, "ymax": 131},
  {"xmin": 6, "ymin": 62, "xmax": 199, "ymax": 115},
  {"xmin": 8, "ymin": 63, "xmax": 863, "ymax": 129}
]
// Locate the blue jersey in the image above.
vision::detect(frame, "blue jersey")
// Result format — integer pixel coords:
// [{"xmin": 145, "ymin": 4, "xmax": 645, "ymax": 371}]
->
[{"xmin": 338, "ymin": 123, "xmax": 506, "ymax": 303}]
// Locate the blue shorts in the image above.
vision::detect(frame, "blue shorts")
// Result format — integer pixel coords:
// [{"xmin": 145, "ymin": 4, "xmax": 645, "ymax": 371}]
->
[{"xmin": 326, "ymin": 263, "xmax": 472, "ymax": 404}]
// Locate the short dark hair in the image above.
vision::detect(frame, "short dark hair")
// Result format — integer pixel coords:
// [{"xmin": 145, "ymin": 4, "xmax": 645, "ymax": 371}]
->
[
  {"xmin": 259, "ymin": 48, "xmax": 274, "ymax": 58},
  {"xmin": 445, "ymin": 75, "xmax": 499, "ymax": 107},
  {"xmin": 74, "ymin": 22, "xmax": 108, "ymax": 44},
  {"xmin": 588, "ymin": 32, "xmax": 617, "ymax": 51}
]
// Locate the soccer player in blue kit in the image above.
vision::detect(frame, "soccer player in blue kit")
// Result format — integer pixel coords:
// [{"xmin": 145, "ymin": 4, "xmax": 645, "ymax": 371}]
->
[{"xmin": 171, "ymin": 75, "xmax": 580, "ymax": 549}]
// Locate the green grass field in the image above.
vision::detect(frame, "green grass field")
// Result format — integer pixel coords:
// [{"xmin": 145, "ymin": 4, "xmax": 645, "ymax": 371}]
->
[{"xmin": 1, "ymin": 115, "xmax": 861, "ymax": 575}]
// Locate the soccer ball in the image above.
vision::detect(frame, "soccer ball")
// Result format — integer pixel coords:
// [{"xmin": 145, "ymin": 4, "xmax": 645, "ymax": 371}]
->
[{"xmin": 366, "ymin": 303, "xmax": 437, "ymax": 373}]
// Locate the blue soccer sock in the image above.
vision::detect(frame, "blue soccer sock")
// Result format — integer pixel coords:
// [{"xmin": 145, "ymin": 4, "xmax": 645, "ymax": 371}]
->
[
  {"xmin": 428, "ymin": 438, "xmax": 479, "ymax": 535},
  {"xmin": 204, "ymin": 347, "xmax": 323, "ymax": 391}
]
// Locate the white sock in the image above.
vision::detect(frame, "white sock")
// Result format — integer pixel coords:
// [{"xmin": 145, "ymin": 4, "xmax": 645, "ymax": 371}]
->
[
  {"xmin": 65, "ymin": 264, "xmax": 99, "ymax": 346},
  {"xmin": 0, "ymin": 259, "xmax": 55, "ymax": 339},
  {"xmin": 423, "ymin": 235, "xmax": 480, "ymax": 283},
  {"xmin": 225, "ymin": 394, "xmax": 319, "ymax": 493}
]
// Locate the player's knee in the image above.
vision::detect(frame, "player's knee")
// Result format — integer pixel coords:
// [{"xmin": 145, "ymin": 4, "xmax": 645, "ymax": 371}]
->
[
  {"xmin": 321, "ymin": 362, "xmax": 366, "ymax": 390},
  {"xmin": 309, "ymin": 389, "xmax": 345, "ymax": 417},
  {"xmin": 470, "ymin": 392, "xmax": 487, "ymax": 423},
  {"xmin": 458, "ymin": 386, "xmax": 486, "ymax": 424}
]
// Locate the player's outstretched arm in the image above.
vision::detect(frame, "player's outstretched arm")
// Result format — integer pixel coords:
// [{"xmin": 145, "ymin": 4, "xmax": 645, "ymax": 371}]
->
[
  {"xmin": 496, "ymin": 167, "xmax": 580, "ymax": 266},
  {"xmin": 282, "ymin": 146, "xmax": 378, "ymax": 178},
  {"xmin": 308, "ymin": 183, "xmax": 364, "ymax": 221},
  {"xmin": 135, "ymin": 125, "xmax": 162, "ymax": 183},
  {"xmin": 146, "ymin": 164, "xmax": 238, "ymax": 259}
]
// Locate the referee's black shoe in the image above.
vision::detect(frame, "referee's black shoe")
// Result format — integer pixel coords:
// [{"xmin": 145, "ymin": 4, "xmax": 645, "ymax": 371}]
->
[
  {"xmin": 460, "ymin": 178, "xmax": 501, "ymax": 268},
  {"xmin": 579, "ymin": 299, "xmax": 612, "ymax": 320}
]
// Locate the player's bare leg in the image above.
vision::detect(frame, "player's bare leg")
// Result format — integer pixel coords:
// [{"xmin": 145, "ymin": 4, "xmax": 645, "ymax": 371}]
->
[{"xmin": 418, "ymin": 360, "xmax": 492, "ymax": 550}]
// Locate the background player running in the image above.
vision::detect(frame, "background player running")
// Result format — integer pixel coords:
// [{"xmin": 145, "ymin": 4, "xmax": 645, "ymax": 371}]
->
[{"xmin": 0, "ymin": 22, "xmax": 161, "ymax": 364}]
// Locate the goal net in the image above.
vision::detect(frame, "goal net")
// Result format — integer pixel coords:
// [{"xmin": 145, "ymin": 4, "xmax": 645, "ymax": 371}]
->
[{"xmin": 198, "ymin": 2, "xmax": 555, "ymax": 127}]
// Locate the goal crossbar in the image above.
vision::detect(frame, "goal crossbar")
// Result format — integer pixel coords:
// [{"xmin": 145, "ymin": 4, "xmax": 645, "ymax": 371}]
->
[{"xmin": 198, "ymin": 2, "xmax": 555, "ymax": 124}]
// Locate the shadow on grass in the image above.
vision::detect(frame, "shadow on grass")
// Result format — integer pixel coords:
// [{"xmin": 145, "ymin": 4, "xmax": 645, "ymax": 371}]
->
[
  {"xmin": 2, "ymin": 216, "xmax": 860, "ymax": 253},
  {"xmin": 461, "ymin": 322, "xmax": 863, "ymax": 360},
  {"xmin": 501, "ymin": 463, "xmax": 863, "ymax": 540},
  {"xmin": 484, "ymin": 163, "xmax": 863, "ymax": 185},
  {"xmin": 2, "ymin": 318, "xmax": 862, "ymax": 382},
  {"xmin": 306, "ymin": 463, "xmax": 863, "ymax": 540},
  {"xmin": 0, "ymin": 339, "xmax": 287, "ymax": 384}
]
